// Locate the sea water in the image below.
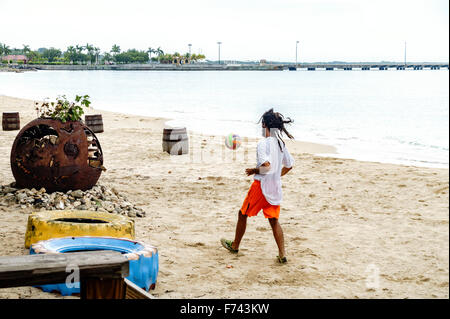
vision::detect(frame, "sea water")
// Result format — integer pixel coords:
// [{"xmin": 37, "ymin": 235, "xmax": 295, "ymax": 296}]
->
[{"xmin": 0, "ymin": 69, "xmax": 448, "ymax": 168}]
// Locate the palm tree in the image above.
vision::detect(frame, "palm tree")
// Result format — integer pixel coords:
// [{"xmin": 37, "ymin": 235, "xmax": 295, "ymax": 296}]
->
[
  {"xmin": 94, "ymin": 47, "xmax": 100, "ymax": 65},
  {"xmin": 183, "ymin": 53, "xmax": 190, "ymax": 64},
  {"xmin": 22, "ymin": 44, "xmax": 31, "ymax": 55},
  {"xmin": 75, "ymin": 44, "xmax": 83, "ymax": 53},
  {"xmin": 147, "ymin": 47, "xmax": 154, "ymax": 59},
  {"xmin": 156, "ymin": 47, "xmax": 164, "ymax": 57},
  {"xmin": 85, "ymin": 43, "xmax": 95, "ymax": 64},
  {"xmin": 111, "ymin": 44, "xmax": 120, "ymax": 55},
  {"xmin": 158, "ymin": 53, "xmax": 172, "ymax": 64},
  {"xmin": 64, "ymin": 46, "xmax": 77, "ymax": 63},
  {"xmin": 102, "ymin": 52, "xmax": 112, "ymax": 64},
  {"xmin": 2, "ymin": 44, "xmax": 11, "ymax": 56}
]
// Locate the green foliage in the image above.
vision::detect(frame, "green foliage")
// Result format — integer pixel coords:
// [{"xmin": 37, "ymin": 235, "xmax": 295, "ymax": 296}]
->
[
  {"xmin": 41, "ymin": 47, "xmax": 62, "ymax": 62},
  {"xmin": 36, "ymin": 95, "xmax": 91, "ymax": 123},
  {"xmin": 158, "ymin": 53, "xmax": 174, "ymax": 64},
  {"xmin": 0, "ymin": 42, "xmax": 204, "ymax": 65},
  {"xmin": 113, "ymin": 49, "xmax": 149, "ymax": 64},
  {"xmin": 0, "ymin": 43, "xmax": 11, "ymax": 56},
  {"xmin": 27, "ymin": 50, "xmax": 43, "ymax": 63},
  {"xmin": 102, "ymin": 52, "xmax": 113, "ymax": 63},
  {"xmin": 111, "ymin": 44, "xmax": 121, "ymax": 55},
  {"xmin": 157, "ymin": 52, "xmax": 206, "ymax": 64}
]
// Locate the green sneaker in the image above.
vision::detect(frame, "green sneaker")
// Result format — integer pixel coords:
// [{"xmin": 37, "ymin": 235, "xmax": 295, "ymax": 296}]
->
[
  {"xmin": 220, "ymin": 238, "xmax": 238, "ymax": 253},
  {"xmin": 277, "ymin": 256, "xmax": 287, "ymax": 264}
]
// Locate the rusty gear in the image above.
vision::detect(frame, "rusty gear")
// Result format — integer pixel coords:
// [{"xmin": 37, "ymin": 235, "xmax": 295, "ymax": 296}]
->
[{"xmin": 10, "ymin": 118, "xmax": 104, "ymax": 192}]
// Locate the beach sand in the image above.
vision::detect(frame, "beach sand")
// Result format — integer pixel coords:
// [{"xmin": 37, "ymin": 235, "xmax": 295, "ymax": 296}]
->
[{"xmin": 0, "ymin": 95, "xmax": 448, "ymax": 299}]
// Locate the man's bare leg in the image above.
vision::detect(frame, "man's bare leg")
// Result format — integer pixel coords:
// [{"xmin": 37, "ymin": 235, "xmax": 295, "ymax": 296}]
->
[
  {"xmin": 232, "ymin": 210, "xmax": 247, "ymax": 250},
  {"xmin": 268, "ymin": 217, "xmax": 286, "ymax": 258}
]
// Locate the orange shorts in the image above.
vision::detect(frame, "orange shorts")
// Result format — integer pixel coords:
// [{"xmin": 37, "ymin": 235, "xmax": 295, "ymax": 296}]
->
[{"xmin": 240, "ymin": 180, "xmax": 280, "ymax": 219}]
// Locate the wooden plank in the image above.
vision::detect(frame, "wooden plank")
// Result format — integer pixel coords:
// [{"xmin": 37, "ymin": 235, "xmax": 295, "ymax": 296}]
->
[
  {"xmin": 81, "ymin": 277, "xmax": 126, "ymax": 299},
  {"xmin": 124, "ymin": 278, "xmax": 155, "ymax": 299},
  {"xmin": 0, "ymin": 251, "xmax": 129, "ymax": 289}
]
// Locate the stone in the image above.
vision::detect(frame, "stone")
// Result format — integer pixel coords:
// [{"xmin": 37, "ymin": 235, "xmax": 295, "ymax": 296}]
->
[
  {"xmin": 72, "ymin": 190, "xmax": 84, "ymax": 198},
  {"xmin": 2, "ymin": 187, "xmax": 17, "ymax": 193},
  {"xmin": 16, "ymin": 192, "xmax": 28, "ymax": 203},
  {"xmin": 1, "ymin": 183, "xmax": 146, "ymax": 217},
  {"xmin": 56, "ymin": 201, "xmax": 64, "ymax": 210}
]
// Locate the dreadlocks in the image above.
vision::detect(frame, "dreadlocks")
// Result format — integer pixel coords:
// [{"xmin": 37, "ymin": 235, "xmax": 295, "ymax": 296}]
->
[{"xmin": 259, "ymin": 108, "xmax": 294, "ymax": 151}]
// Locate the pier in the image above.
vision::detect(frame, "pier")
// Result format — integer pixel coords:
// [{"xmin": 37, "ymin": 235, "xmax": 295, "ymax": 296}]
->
[
  {"xmin": 283, "ymin": 62, "xmax": 448, "ymax": 71},
  {"xmin": 4, "ymin": 62, "xmax": 449, "ymax": 72}
]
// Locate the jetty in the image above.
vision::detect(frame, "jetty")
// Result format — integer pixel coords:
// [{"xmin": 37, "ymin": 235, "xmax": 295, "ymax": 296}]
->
[{"xmin": 3, "ymin": 62, "xmax": 449, "ymax": 72}]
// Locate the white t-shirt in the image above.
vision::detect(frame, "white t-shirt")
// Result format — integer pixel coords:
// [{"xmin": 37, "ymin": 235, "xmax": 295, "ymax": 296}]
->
[{"xmin": 254, "ymin": 136, "xmax": 294, "ymax": 205}]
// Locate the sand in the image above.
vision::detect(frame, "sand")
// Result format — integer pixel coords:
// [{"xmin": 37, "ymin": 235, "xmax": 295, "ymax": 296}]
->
[{"xmin": 0, "ymin": 95, "xmax": 448, "ymax": 299}]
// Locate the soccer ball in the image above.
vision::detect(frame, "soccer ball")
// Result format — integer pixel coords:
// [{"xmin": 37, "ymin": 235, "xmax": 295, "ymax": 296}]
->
[{"xmin": 225, "ymin": 133, "xmax": 241, "ymax": 150}]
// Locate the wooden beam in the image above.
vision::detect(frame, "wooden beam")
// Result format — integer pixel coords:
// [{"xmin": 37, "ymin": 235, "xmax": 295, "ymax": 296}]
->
[
  {"xmin": 124, "ymin": 278, "xmax": 155, "ymax": 299},
  {"xmin": 0, "ymin": 251, "xmax": 129, "ymax": 289}
]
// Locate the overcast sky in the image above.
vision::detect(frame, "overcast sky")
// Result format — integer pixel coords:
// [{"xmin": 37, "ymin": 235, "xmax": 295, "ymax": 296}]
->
[{"xmin": 0, "ymin": 0, "xmax": 448, "ymax": 62}]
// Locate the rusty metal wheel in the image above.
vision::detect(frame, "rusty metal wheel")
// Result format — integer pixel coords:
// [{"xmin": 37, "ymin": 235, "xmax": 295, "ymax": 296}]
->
[{"xmin": 10, "ymin": 118, "xmax": 104, "ymax": 192}]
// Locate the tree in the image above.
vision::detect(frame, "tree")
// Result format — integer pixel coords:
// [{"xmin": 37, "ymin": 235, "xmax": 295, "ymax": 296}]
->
[
  {"xmin": 94, "ymin": 47, "xmax": 100, "ymax": 64},
  {"xmin": 85, "ymin": 43, "xmax": 95, "ymax": 64},
  {"xmin": 188, "ymin": 53, "xmax": 205, "ymax": 63},
  {"xmin": 64, "ymin": 46, "xmax": 77, "ymax": 63},
  {"xmin": 111, "ymin": 44, "xmax": 121, "ymax": 55},
  {"xmin": 102, "ymin": 52, "xmax": 113, "ymax": 64},
  {"xmin": 2, "ymin": 44, "xmax": 11, "ymax": 56},
  {"xmin": 25, "ymin": 50, "xmax": 40, "ymax": 63},
  {"xmin": 42, "ymin": 47, "xmax": 62, "ymax": 62},
  {"xmin": 74, "ymin": 45, "xmax": 87, "ymax": 63},
  {"xmin": 22, "ymin": 44, "xmax": 31, "ymax": 55},
  {"xmin": 147, "ymin": 47, "xmax": 155, "ymax": 59},
  {"xmin": 158, "ymin": 53, "xmax": 173, "ymax": 64},
  {"xmin": 113, "ymin": 49, "xmax": 149, "ymax": 64}
]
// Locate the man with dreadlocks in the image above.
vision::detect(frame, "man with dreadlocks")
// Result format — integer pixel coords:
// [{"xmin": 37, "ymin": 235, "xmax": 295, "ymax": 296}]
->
[{"xmin": 221, "ymin": 108, "xmax": 295, "ymax": 263}]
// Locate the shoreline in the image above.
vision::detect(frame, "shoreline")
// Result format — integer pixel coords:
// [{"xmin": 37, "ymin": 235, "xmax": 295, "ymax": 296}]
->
[
  {"xmin": 2, "ymin": 63, "xmax": 449, "ymax": 72},
  {"xmin": 4, "ymin": 93, "xmax": 446, "ymax": 170},
  {"xmin": 0, "ymin": 95, "xmax": 448, "ymax": 299},
  {"xmin": 1, "ymin": 66, "xmax": 448, "ymax": 170},
  {"xmin": 1, "ymin": 94, "xmax": 338, "ymax": 156}
]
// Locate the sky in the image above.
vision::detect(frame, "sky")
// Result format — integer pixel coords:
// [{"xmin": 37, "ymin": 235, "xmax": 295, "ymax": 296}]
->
[{"xmin": 0, "ymin": 0, "xmax": 448, "ymax": 62}]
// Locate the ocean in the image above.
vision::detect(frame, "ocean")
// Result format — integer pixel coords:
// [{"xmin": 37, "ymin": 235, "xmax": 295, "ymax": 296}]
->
[{"xmin": 0, "ymin": 69, "xmax": 448, "ymax": 168}]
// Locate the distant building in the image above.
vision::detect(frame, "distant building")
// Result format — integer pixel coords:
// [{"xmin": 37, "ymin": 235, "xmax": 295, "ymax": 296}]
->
[
  {"xmin": 1, "ymin": 55, "xmax": 29, "ymax": 63},
  {"xmin": 260, "ymin": 59, "xmax": 267, "ymax": 65}
]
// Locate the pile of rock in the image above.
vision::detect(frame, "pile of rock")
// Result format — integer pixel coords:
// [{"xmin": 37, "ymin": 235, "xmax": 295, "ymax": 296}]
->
[{"xmin": 0, "ymin": 183, "xmax": 145, "ymax": 218}]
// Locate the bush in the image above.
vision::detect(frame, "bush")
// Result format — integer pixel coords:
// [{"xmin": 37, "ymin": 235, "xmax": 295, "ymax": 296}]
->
[{"xmin": 36, "ymin": 95, "xmax": 91, "ymax": 123}]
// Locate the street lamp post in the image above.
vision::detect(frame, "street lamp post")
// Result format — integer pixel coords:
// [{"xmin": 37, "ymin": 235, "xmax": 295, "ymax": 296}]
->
[
  {"xmin": 217, "ymin": 41, "xmax": 222, "ymax": 65},
  {"xmin": 295, "ymin": 41, "xmax": 299, "ymax": 67},
  {"xmin": 188, "ymin": 43, "xmax": 192, "ymax": 56},
  {"xmin": 404, "ymin": 41, "xmax": 407, "ymax": 66}
]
